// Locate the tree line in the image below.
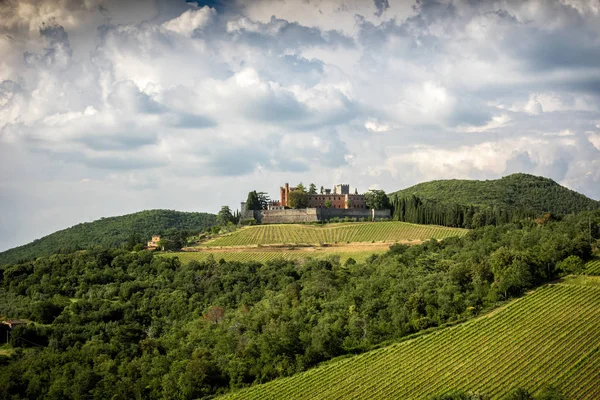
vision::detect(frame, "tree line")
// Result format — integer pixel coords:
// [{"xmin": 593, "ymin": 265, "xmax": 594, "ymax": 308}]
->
[
  {"xmin": 0, "ymin": 211, "xmax": 598, "ymax": 399},
  {"xmin": 389, "ymin": 194, "xmax": 543, "ymax": 229}
]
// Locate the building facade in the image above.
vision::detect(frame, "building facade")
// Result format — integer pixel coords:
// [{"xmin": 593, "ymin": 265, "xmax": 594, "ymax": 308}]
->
[
  {"xmin": 278, "ymin": 183, "xmax": 367, "ymax": 209},
  {"xmin": 147, "ymin": 235, "xmax": 161, "ymax": 249}
]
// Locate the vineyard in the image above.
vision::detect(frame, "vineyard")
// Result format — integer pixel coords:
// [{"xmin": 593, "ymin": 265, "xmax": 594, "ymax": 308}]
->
[
  {"xmin": 204, "ymin": 222, "xmax": 467, "ymax": 247},
  {"xmin": 586, "ymin": 257, "xmax": 600, "ymax": 275},
  {"xmin": 220, "ymin": 276, "xmax": 600, "ymax": 400},
  {"xmin": 159, "ymin": 250, "xmax": 383, "ymax": 264}
]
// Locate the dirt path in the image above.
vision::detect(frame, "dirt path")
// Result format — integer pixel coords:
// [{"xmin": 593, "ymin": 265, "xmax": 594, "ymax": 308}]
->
[{"xmin": 181, "ymin": 240, "xmax": 422, "ymax": 253}]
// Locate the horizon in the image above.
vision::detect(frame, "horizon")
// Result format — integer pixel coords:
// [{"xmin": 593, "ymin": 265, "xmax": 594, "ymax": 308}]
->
[
  {"xmin": 2, "ymin": 171, "xmax": 598, "ymax": 252},
  {"xmin": 2, "ymin": 0, "xmax": 600, "ymax": 251}
]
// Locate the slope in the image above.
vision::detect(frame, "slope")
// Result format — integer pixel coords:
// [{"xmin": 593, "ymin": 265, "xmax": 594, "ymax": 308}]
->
[
  {"xmin": 391, "ymin": 173, "xmax": 600, "ymax": 215},
  {"xmin": 203, "ymin": 221, "xmax": 467, "ymax": 247},
  {"xmin": 221, "ymin": 276, "xmax": 600, "ymax": 399},
  {"xmin": 0, "ymin": 209, "xmax": 216, "ymax": 265}
]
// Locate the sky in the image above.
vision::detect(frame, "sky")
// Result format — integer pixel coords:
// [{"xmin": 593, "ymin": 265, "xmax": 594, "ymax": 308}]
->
[{"xmin": 1, "ymin": 0, "xmax": 600, "ymax": 251}]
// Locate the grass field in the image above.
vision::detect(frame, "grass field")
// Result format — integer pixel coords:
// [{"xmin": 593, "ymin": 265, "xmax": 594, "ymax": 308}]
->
[
  {"xmin": 159, "ymin": 249, "xmax": 385, "ymax": 264},
  {"xmin": 0, "ymin": 345, "xmax": 13, "ymax": 357},
  {"xmin": 204, "ymin": 222, "xmax": 467, "ymax": 247},
  {"xmin": 585, "ymin": 257, "xmax": 600, "ymax": 275},
  {"xmin": 220, "ymin": 276, "xmax": 600, "ymax": 400}
]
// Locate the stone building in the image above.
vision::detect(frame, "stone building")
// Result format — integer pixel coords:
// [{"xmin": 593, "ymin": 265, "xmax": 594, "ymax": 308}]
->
[
  {"xmin": 147, "ymin": 235, "xmax": 160, "ymax": 249},
  {"xmin": 277, "ymin": 183, "xmax": 367, "ymax": 209}
]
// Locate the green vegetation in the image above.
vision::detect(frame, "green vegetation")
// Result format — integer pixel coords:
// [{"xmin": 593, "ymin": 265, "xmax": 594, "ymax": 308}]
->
[
  {"xmin": 0, "ymin": 211, "xmax": 597, "ymax": 399},
  {"xmin": 288, "ymin": 189, "xmax": 308, "ymax": 209},
  {"xmin": 585, "ymin": 257, "xmax": 600, "ymax": 275},
  {"xmin": 158, "ymin": 250, "xmax": 384, "ymax": 264},
  {"xmin": 204, "ymin": 222, "xmax": 467, "ymax": 247},
  {"xmin": 0, "ymin": 210, "xmax": 216, "ymax": 265},
  {"xmin": 391, "ymin": 173, "xmax": 600, "ymax": 216},
  {"xmin": 221, "ymin": 277, "xmax": 600, "ymax": 400},
  {"xmin": 245, "ymin": 191, "xmax": 261, "ymax": 211},
  {"xmin": 364, "ymin": 189, "xmax": 390, "ymax": 210}
]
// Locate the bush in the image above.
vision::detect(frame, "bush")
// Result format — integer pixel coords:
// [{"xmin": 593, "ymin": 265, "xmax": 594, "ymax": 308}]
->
[{"xmin": 557, "ymin": 255, "xmax": 584, "ymax": 274}]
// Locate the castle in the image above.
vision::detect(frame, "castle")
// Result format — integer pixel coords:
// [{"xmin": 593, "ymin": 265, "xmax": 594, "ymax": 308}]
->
[
  {"xmin": 274, "ymin": 183, "xmax": 367, "ymax": 209},
  {"xmin": 242, "ymin": 183, "xmax": 390, "ymax": 224}
]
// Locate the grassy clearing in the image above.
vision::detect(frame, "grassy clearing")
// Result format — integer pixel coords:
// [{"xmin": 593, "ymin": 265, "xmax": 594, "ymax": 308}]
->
[
  {"xmin": 220, "ymin": 276, "xmax": 600, "ymax": 400},
  {"xmin": 204, "ymin": 221, "xmax": 467, "ymax": 247},
  {"xmin": 0, "ymin": 344, "xmax": 13, "ymax": 357},
  {"xmin": 159, "ymin": 249, "xmax": 384, "ymax": 264}
]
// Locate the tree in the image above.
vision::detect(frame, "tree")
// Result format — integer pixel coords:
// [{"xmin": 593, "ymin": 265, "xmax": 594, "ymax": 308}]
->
[
  {"xmin": 157, "ymin": 238, "xmax": 178, "ymax": 251},
  {"xmin": 537, "ymin": 385, "xmax": 566, "ymax": 400},
  {"xmin": 346, "ymin": 199, "xmax": 352, "ymax": 208},
  {"xmin": 245, "ymin": 191, "xmax": 261, "ymax": 211},
  {"xmin": 325, "ymin": 200, "xmax": 332, "ymax": 208},
  {"xmin": 217, "ymin": 206, "xmax": 234, "ymax": 226},
  {"xmin": 557, "ymin": 255, "xmax": 584, "ymax": 274},
  {"xmin": 296, "ymin": 183, "xmax": 306, "ymax": 193},
  {"xmin": 204, "ymin": 306, "xmax": 225, "ymax": 324},
  {"xmin": 124, "ymin": 233, "xmax": 142, "ymax": 251},
  {"xmin": 31, "ymin": 300, "xmax": 64, "ymax": 324},
  {"xmin": 257, "ymin": 192, "xmax": 271, "ymax": 210},
  {"xmin": 364, "ymin": 190, "xmax": 390, "ymax": 210},
  {"xmin": 490, "ymin": 248, "xmax": 532, "ymax": 298},
  {"xmin": 471, "ymin": 211, "xmax": 486, "ymax": 228},
  {"xmin": 309, "ymin": 183, "xmax": 317, "ymax": 194},
  {"xmin": 320, "ymin": 186, "xmax": 325, "ymax": 194},
  {"xmin": 504, "ymin": 388, "xmax": 533, "ymax": 400},
  {"xmin": 288, "ymin": 190, "xmax": 308, "ymax": 209}
]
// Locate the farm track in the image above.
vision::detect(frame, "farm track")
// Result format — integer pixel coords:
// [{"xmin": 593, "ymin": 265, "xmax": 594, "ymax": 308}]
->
[
  {"xmin": 159, "ymin": 249, "xmax": 384, "ymax": 264},
  {"xmin": 219, "ymin": 276, "xmax": 600, "ymax": 400}
]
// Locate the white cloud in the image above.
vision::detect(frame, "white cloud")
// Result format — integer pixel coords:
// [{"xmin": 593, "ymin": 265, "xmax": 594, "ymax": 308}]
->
[
  {"xmin": 2, "ymin": 0, "xmax": 600, "ymax": 251},
  {"xmin": 162, "ymin": 6, "xmax": 216, "ymax": 36}
]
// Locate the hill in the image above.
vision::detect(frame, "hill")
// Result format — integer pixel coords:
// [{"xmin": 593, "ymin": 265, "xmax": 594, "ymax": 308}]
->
[
  {"xmin": 391, "ymin": 173, "xmax": 600, "ymax": 216},
  {"xmin": 220, "ymin": 276, "xmax": 600, "ymax": 400},
  {"xmin": 203, "ymin": 222, "xmax": 467, "ymax": 247},
  {"xmin": 0, "ymin": 209, "xmax": 216, "ymax": 265}
]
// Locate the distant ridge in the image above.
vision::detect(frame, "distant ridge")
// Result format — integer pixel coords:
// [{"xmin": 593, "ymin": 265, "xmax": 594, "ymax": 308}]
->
[
  {"xmin": 0, "ymin": 210, "xmax": 216, "ymax": 265},
  {"xmin": 391, "ymin": 173, "xmax": 600, "ymax": 215}
]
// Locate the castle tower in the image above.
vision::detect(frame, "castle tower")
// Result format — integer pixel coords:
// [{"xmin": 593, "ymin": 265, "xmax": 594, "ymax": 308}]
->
[
  {"xmin": 334, "ymin": 184, "xmax": 350, "ymax": 195},
  {"xmin": 280, "ymin": 183, "xmax": 290, "ymax": 207}
]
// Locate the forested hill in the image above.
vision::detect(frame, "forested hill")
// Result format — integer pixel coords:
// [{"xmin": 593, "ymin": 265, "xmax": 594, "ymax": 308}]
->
[
  {"xmin": 391, "ymin": 173, "xmax": 600, "ymax": 215},
  {"xmin": 0, "ymin": 210, "xmax": 216, "ymax": 265}
]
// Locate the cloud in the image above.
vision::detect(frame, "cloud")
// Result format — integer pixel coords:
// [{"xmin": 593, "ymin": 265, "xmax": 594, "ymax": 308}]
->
[
  {"xmin": 162, "ymin": 6, "xmax": 216, "ymax": 36},
  {"xmin": 2, "ymin": 0, "xmax": 600, "ymax": 251},
  {"xmin": 374, "ymin": 0, "xmax": 390, "ymax": 17},
  {"xmin": 24, "ymin": 21, "xmax": 72, "ymax": 69}
]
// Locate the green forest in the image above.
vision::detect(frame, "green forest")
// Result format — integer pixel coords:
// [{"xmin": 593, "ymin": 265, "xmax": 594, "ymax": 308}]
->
[
  {"xmin": 0, "ymin": 210, "xmax": 216, "ymax": 266},
  {"xmin": 1, "ymin": 210, "xmax": 598, "ymax": 399},
  {"xmin": 391, "ymin": 173, "xmax": 600, "ymax": 215},
  {"xmin": 389, "ymin": 174, "xmax": 600, "ymax": 229}
]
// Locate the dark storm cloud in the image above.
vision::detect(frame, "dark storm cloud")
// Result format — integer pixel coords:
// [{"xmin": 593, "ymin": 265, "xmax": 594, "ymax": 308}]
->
[
  {"xmin": 508, "ymin": 27, "xmax": 600, "ymax": 72},
  {"xmin": 24, "ymin": 21, "xmax": 72, "ymax": 68},
  {"xmin": 374, "ymin": 0, "xmax": 389, "ymax": 17},
  {"xmin": 228, "ymin": 16, "xmax": 355, "ymax": 51}
]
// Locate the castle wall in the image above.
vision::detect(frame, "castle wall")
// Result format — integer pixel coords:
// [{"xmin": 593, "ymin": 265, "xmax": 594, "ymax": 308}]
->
[
  {"xmin": 260, "ymin": 208, "xmax": 319, "ymax": 224},
  {"xmin": 252, "ymin": 208, "xmax": 391, "ymax": 224}
]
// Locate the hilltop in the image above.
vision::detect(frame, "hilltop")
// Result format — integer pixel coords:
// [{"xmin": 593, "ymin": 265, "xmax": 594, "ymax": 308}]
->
[
  {"xmin": 0, "ymin": 210, "xmax": 216, "ymax": 265},
  {"xmin": 391, "ymin": 173, "xmax": 600, "ymax": 215}
]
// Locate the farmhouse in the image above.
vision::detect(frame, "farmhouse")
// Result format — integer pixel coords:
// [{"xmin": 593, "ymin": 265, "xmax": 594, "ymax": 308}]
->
[{"xmin": 146, "ymin": 235, "xmax": 160, "ymax": 249}]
